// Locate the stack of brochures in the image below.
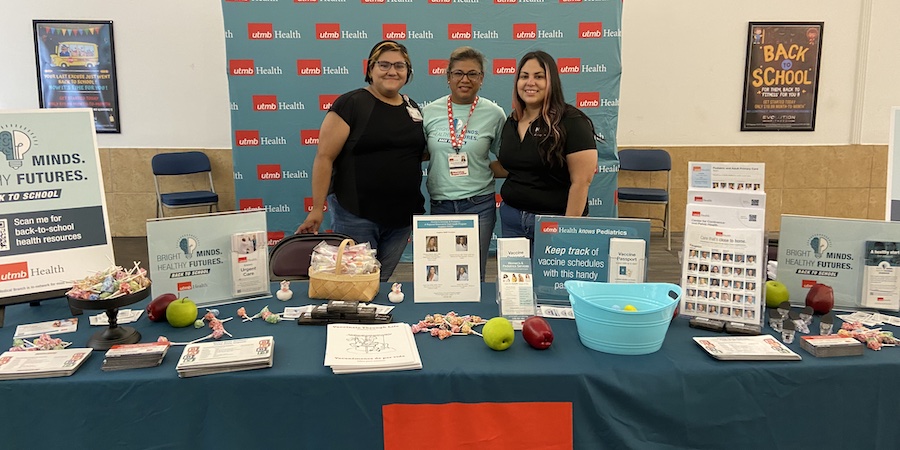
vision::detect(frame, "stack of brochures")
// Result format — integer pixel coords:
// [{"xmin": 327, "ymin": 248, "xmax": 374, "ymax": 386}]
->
[
  {"xmin": 102, "ymin": 342, "xmax": 171, "ymax": 371},
  {"xmin": 0, "ymin": 348, "xmax": 92, "ymax": 380},
  {"xmin": 324, "ymin": 323, "xmax": 422, "ymax": 374},
  {"xmin": 800, "ymin": 335, "xmax": 865, "ymax": 358},
  {"xmin": 175, "ymin": 336, "xmax": 274, "ymax": 378}
]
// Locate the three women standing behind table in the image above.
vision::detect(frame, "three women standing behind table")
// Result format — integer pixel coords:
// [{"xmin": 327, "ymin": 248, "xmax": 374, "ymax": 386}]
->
[
  {"xmin": 423, "ymin": 46, "xmax": 506, "ymax": 280},
  {"xmin": 498, "ymin": 50, "xmax": 599, "ymax": 243},
  {"xmin": 296, "ymin": 40, "xmax": 424, "ymax": 282}
]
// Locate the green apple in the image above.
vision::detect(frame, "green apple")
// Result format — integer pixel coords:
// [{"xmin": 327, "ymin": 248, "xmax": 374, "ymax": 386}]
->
[
  {"xmin": 482, "ymin": 317, "xmax": 515, "ymax": 351},
  {"xmin": 765, "ymin": 280, "xmax": 790, "ymax": 308},
  {"xmin": 166, "ymin": 298, "xmax": 198, "ymax": 328}
]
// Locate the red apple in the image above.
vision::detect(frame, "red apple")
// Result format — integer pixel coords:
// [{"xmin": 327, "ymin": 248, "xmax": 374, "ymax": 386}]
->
[
  {"xmin": 146, "ymin": 293, "xmax": 178, "ymax": 322},
  {"xmin": 522, "ymin": 316, "xmax": 554, "ymax": 350},
  {"xmin": 806, "ymin": 283, "xmax": 835, "ymax": 315}
]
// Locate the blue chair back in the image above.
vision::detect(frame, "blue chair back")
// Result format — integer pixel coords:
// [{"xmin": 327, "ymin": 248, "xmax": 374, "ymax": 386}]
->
[
  {"xmin": 152, "ymin": 151, "xmax": 212, "ymax": 176},
  {"xmin": 618, "ymin": 149, "xmax": 671, "ymax": 172}
]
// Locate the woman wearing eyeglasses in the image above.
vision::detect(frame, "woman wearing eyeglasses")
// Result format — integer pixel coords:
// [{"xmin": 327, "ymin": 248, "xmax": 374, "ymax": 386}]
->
[
  {"xmin": 423, "ymin": 46, "xmax": 506, "ymax": 281},
  {"xmin": 498, "ymin": 50, "xmax": 599, "ymax": 244},
  {"xmin": 297, "ymin": 40, "xmax": 425, "ymax": 282}
]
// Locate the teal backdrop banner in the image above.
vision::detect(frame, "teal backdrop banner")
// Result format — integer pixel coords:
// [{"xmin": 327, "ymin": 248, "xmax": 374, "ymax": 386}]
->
[{"xmin": 220, "ymin": 0, "xmax": 622, "ymax": 254}]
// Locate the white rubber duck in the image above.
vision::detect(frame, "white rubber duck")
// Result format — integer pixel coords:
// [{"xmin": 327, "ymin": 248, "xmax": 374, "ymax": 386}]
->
[
  {"xmin": 276, "ymin": 280, "xmax": 293, "ymax": 301},
  {"xmin": 388, "ymin": 283, "xmax": 404, "ymax": 303}
]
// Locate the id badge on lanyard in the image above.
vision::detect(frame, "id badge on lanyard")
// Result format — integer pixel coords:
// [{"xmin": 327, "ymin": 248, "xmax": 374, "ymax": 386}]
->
[{"xmin": 448, "ymin": 152, "xmax": 469, "ymax": 177}]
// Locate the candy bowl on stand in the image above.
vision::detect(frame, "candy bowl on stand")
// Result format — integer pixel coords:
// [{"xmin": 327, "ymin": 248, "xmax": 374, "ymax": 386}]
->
[
  {"xmin": 65, "ymin": 262, "xmax": 152, "ymax": 351},
  {"xmin": 67, "ymin": 288, "xmax": 150, "ymax": 351}
]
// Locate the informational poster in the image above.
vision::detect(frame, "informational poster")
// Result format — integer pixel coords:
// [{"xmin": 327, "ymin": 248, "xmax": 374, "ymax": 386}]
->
[
  {"xmin": 532, "ymin": 216, "xmax": 651, "ymax": 304},
  {"xmin": 0, "ymin": 109, "xmax": 114, "ymax": 305},
  {"xmin": 33, "ymin": 20, "xmax": 120, "ymax": 133},
  {"xmin": 147, "ymin": 210, "xmax": 270, "ymax": 307},
  {"xmin": 688, "ymin": 162, "xmax": 765, "ymax": 191},
  {"xmin": 412, "ymin": 215, "xmax": 480, "ymax": 303},
  {"xmin": 740, "ymin": 22, "xmax": 823, "ymax": 131},
  {"xmin": 777, "ymin": 215, "xmax": 900, "ymax": 311},
  {"xmin": 861, "ymin": 240, "xmax": 900, "ymax": 311},
  {"xmin": 681, "ymin": 203, "xmax": 766, "ymax": 325}
]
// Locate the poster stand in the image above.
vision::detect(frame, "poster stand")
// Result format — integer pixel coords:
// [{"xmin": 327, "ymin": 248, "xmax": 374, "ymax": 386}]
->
[{"xmin": 0, "ymin": 109, "xmax": 116, "ymax": 327}]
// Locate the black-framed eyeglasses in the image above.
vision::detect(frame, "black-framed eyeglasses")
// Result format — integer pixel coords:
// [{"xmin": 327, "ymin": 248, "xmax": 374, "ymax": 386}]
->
[
  {"xmin": 375, "ymin": 61, "xmax": 409, "ymax": 71},
  {"xmin": 449, "ymin": 70, "xmax": 484, "ymax": 80}
]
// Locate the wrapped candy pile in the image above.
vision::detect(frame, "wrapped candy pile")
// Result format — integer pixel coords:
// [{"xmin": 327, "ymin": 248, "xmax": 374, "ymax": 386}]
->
[
  {"xmin": 9, "ymin": 333, "xmax": 71, "ymax": 352},
  {"xmin": 310, "ymin": 241, "xmax": 380, "ymax": 275},
  {"xmin": 66, "ymin": 262, "xmax": 151, "ymax": 300},
  {"xmin": 411, "ymin": 312, "xmax": 487, "ymax": 340},
  {"xmin": 837, "ymin": 321, "xmax": 900, "ymax": 351}
]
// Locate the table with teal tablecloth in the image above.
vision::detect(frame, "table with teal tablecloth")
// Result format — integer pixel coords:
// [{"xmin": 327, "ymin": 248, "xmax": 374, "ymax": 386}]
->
[{"xmin": 0, "ymin": 283, "xmax": 898, "ymax": 450}]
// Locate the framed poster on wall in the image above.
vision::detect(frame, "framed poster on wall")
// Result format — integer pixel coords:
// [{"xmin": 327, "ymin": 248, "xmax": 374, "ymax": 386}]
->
[
  {"xmin": 740, "ymin": 22, "xmax": 823, "ymax": 131},
  {"xmin": 33, "ymin": 20, "xmax": 121, "ymax": 133}
]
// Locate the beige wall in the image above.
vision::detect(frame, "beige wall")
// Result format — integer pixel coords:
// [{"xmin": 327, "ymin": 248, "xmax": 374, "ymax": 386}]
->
[
  {"xmin": 617, "ymin": 145, "xmax": 889, "ymax": 233},
  {"xmin": 101, "ymin": 148, "xmax": 235, "ymax": 237},
  {"xmin": 102, "ymin": 146, "xmax": 888, "ymax": 237}
]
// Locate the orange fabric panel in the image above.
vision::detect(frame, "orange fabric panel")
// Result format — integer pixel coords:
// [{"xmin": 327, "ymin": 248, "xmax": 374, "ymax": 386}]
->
[{"xmin": 383, "ymin": 402, "xmax": 573, "ymax": 449}]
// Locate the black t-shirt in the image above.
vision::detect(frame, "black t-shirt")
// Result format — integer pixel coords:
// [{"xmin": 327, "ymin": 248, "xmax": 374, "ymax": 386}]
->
[
  {"xmin": 329, "ymin": 89, "xmax": 426, "ymax": 227},
  {"xmin": 498, "ymin": 105, "xmax": 595, "ymax": 215}
]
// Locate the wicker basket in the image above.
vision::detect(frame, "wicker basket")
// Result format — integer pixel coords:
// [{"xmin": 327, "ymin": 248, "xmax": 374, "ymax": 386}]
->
[{"xmin": 308, "ymin": 239, "xmax": 380, "ymax": 302}]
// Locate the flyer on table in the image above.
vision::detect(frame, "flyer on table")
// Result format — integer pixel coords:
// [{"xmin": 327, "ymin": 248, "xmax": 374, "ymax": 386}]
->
[
  {"xmin": 0, "ymin": 109, "xmax": 114, "ymax": 299},
  {"xmin": 532, "ymin": 216, "xmax": 651, "ymax": 304},
  {"xmin": 412, "ymin": 215, "xmax": 480, "ymax": 302}
]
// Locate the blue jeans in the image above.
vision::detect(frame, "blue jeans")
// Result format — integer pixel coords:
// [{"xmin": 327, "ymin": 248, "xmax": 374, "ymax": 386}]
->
[
  {"xmin": 328, "ymin": 194, "xmax": 410, "ymax": 282},
  {"xmin": 499, "ymin": 201, "xmax": 536, "ymax": 252},
  {"xmin": 430, "ymin": 193, "xmax": 496, "ymax": 281}
]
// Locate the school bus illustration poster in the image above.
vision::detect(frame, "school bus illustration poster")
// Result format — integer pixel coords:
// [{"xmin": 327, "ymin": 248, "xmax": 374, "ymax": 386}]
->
[{"xmin": 33, "ymin": 20, "xmax": 120, "ymax": 133}]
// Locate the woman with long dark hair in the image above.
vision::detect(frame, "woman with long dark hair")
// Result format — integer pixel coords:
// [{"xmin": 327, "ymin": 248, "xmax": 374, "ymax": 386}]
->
[{"xmin": 497, "ymin": 50, "xmax": 599, "ymax": 242}]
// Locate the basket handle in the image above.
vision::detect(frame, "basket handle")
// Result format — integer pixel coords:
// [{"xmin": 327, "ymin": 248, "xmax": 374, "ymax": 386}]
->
[{"xmin": 334, "ymin": 238, "xmax": 356, "ymax": 274}]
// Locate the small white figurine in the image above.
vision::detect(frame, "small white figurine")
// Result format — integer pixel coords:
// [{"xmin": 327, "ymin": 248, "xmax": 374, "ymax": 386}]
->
[
  {"xmin": 388, "ymin": 283, "xmax": 404, "ymax": 303},
  {"xmin": 276, "ymin": 280, "xmax": 293, "ymax": 301}
]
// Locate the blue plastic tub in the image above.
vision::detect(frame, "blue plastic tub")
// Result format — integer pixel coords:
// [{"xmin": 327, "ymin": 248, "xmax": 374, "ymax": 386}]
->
[{"xmin": 564, "ymin": 280, "xmax": 681, "ymax": 355}]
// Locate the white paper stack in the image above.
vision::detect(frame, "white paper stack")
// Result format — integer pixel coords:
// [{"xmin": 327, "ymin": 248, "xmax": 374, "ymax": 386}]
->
[
  {"xmin": 102, "ymin": 342, "xmax": 170, "ymax": 371},
  {"xmin": 324, "ymin": 323, "xmax": 422, "ymax": 374},
  {"xmin": 693, "ymin": 335, "xmax": 801, "ymax": 361},
  {"xmin": 175, "ymin": 336, "xmax": 274, "ymax": 378},
  {"xmin": 0, "ymin": 348, "xmax": 92, "ymax": 380}
]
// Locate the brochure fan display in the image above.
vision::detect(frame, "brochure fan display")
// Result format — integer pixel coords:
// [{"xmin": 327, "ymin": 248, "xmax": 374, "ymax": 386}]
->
[{"xmin": 67, "ymin": 290, "xmax": 147, "ymax": 350}]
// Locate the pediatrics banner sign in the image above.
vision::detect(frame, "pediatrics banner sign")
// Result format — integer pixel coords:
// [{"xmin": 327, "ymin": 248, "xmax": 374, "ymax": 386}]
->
[
  {"xmin": 532, "ymin": 216, "xmax": 651, "ymax": 304},
  {"xmin": 220, "ymin": 0, "xmax": 623, "ymax": 251},
  {"xmin": 0, "ymin": 109, "xmax": 114, "ymax": 300}
]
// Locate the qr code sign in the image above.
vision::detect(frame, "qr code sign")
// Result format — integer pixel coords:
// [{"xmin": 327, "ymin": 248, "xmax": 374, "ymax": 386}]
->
[
  {"xmin": 0, "ymin": 219, "xmax": 8, "ymax": 251},
  {"xmin": 749, "ymin": 214, "xmax": 757, "ymax": 222}
]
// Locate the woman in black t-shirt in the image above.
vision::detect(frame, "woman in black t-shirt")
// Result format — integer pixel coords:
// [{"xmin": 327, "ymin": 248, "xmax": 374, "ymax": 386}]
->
[
  {"xmin": 497, "ymin": 51, "xmax": 599, "ymax": 243},
  {"xmin": 296, "ymin": 41, "xmax": 425, "ymax": 281}
]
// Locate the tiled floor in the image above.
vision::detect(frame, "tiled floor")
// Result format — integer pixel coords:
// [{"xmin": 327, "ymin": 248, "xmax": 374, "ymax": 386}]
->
[{"xmin": 113, "ymin": 232, "xmax": 685, "ymax": 284}]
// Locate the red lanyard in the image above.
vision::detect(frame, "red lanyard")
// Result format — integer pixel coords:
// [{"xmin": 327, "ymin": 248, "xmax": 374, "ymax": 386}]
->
[{"xmin": 447, "ymin": 96, "xmax": 478, "ymax": 153}]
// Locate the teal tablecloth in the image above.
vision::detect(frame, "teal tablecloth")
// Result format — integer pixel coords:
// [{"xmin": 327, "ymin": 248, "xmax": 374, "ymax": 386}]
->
[{"xmin": 0, "ymin": 283, "xmax": 898, "ymax": 449}]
